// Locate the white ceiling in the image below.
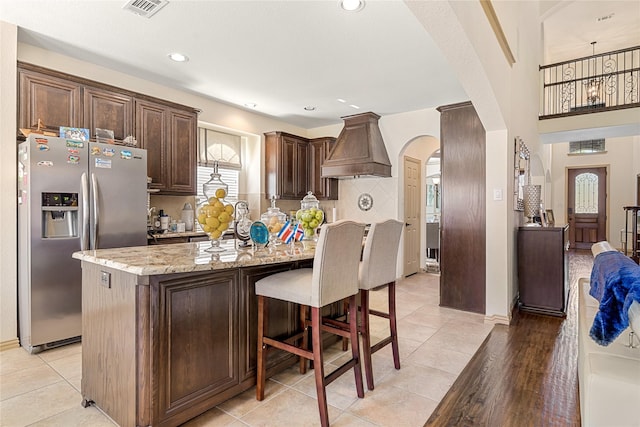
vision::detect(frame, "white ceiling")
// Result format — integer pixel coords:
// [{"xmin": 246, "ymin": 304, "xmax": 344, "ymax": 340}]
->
[{"xmin": 1, "ymin": 0, "xmax": 638, "ymax": 129}]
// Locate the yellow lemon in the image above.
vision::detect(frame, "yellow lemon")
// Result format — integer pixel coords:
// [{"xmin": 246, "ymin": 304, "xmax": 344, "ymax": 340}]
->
[
  {"xmin": 214, "ymin": 200, "xmax": 224, "ymax": 210},
  {"xmin": 197, "ymin": 213, "xmax": 207, "ymax": 224},
  {"xmin": 218, "ymin": 212, "xmax": 230, "ymax": 223},
  {"xmin": 208, "ymin": 196, "xmax": 219, "ymax": 205},
  {"xmin": 215, "ymin": 188, "xmax": 226, "ymax": 199},
  {"xmin": 224, "ymin": 204, "xmax": 234, "ymax": 215},
  {"xmin": 206, "ymin": 217, "xmax": 220, "ymax": 228},
  {"xmin": 218, "ymin": 222, "xmax": 229, "ymax": 232},
  {"xmin": 203, "ymin": 224, "xmax": 212, "ymax": 232},
  {"xmin": 210, "ymin": 229, "xmax": 222, "ymax": 239}
]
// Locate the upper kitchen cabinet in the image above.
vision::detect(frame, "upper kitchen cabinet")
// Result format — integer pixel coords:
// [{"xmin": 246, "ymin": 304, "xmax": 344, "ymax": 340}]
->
[
  {"xmin": 18, "ymin": 65, "xmax": 82, "ymax": 133},
  {"xmin": 309, "ymin": 137, "xmax": 338, "ymax": 200},
  {"xmin": 265, "ymin": 131, "xmax": 309, "ymax": 200},
  {"xmin": 17, "ymin": 62, "xmax": 198, "ymax": 196},
  {"xmin": 83, "ymin": 86, "xmax": 133, "ymax": 141},
  {"xmin": 265, "ymin": 132, "xmax": 337, "ymax": 201},
  {"xmin": 136, "ymin": 99, "xmax": 197, "ymax": 195}
]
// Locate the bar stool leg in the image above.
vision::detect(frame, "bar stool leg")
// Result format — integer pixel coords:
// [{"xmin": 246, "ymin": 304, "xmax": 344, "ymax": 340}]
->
[
  {"xmin": 389, "ymin": 281, "xmax": 400, "ymax": 370},
  {"xmin": 349, "ymin": 294, "xmax": 365, "ymax": 398},
  {"xmin": 256, "ymin": 295, "xmax": 267, "ymax": 401},
  {"xmin": 360, "ymin": 289, "xmax": 374, "ymax": 390},
  {"xmin": 300, "ymin": 304, "xmax": 309, "ymax": 374},
  {"xmin": 311, "ymin": 307, "xmax": 329, "ymax": 427}
]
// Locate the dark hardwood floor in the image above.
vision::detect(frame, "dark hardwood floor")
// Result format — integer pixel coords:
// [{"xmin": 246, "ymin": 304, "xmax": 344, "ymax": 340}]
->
[{"xmin": 425, "ymin": 251, "xmax": 593, "ymax": 426}]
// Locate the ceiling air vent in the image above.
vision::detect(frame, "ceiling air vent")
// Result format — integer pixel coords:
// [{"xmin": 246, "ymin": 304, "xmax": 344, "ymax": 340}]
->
[{"xmin": 122, "ymin": 0, "xmax": 168, "ymax": 18}]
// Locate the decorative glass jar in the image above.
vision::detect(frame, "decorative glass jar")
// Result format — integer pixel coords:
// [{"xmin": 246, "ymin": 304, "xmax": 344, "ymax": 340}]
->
[
  {"xmin": 196, "ymin": 164, "xmax": 234, "ymax": 252},
  {"xmin": 296, "ymin": 191, "xmax": 324, "ymax": 242},
  {"xmin": 234, "ymin": 200, "xmax": 252, "ymax": 249},
  {"xmin": 261, "ymin": 196, "xmax": 287, "ymax": 246}
]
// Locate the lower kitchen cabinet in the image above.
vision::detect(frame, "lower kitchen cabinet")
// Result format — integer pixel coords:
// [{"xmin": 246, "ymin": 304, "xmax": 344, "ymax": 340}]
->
[
  {"xmin": 517, "ymin": 225, "xmax": 569, "ymax": 316},
  {"xmin": 80, "ymin": 259, "xmax": 335, "ymax": 427}
]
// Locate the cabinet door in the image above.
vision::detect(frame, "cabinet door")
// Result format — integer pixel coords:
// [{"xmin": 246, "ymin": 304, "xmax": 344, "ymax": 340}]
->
[
  {"xmin": 309, "ymin": 138, "xmax": 338, "ymax": 200},
  {"xmin": 83, "ymin": 86, "xmax": 133, "ymax": 141},
  {"xmin": 167, "ymin": 108, "xmax": 197, "ymax": 194},
  {"xmin": 295, "ymin": 140, "xmax": 309, "ymax": 197},
  {"xmin": 151, "ymin": 270, "xmax": 239, "ymax": 425},
  {"xmin": 280, "ymin": 135, "xmax": 298, "ymax": 199},
  {"xmin": 238, "ymin": 263, "xmax": 297, "ymax": 382},
  {"xmin": 18, "ymin": 68, "xmax": 82, "ymax": 131},
  {"xmin": 135, "ymin": 100, "xmax": 167, "ymax": 190}
]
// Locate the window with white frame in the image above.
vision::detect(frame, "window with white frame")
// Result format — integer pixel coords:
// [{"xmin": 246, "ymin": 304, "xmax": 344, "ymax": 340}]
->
[{"xmin": 196, "ymin": 127, "xmax": 242, "ymax": 206}]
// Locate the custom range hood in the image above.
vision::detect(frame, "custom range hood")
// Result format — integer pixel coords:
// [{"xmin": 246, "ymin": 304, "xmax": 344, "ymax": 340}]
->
[{"xmin": 321, "ymin": 112, "xmax": 391, "ymax": 178}]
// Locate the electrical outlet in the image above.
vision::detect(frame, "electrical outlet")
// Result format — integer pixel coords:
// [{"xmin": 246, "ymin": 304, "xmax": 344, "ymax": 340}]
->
[{"xmin": 100, "ymin": 271, "xmax": 111, "ymax": 289}]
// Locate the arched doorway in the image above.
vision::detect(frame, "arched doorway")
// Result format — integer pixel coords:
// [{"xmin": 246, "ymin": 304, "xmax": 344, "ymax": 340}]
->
[{"xmin": 399, "ymin": 136, "xmax": 440, "ymax": 276}]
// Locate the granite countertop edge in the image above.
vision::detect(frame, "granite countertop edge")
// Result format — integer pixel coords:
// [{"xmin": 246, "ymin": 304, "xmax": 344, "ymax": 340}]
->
[{"xmin": 72, "ymin": 241, "xmax": 314, "ymax": 276}]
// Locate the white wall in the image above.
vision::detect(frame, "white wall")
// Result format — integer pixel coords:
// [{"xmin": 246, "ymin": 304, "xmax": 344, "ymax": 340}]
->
[
  {"xmin": 0, "ymin": 22, "xmax": 18, "ymax": 348},
  {"xmin": 551, "ymin": 136, "xmax": 639, "ymax": 250}
]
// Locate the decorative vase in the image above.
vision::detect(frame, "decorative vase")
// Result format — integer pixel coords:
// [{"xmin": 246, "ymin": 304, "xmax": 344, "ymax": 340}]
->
[
  {"xmin": 523, "ymin": 184, "xmax": 541, "ymax": 227},
  {"xmin": 197, "ymin": 164, "xmax": 234, "ymax": 252}
]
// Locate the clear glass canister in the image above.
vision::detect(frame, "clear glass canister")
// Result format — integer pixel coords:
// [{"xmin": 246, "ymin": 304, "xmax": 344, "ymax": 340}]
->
[
  {"xmin": 296, "ymin": 191, "xmax": 324, "ymax": 241},
  {"xmin": 261, "ymin": 196, "xmax": 287, "ymax": 245},
  {"xmin": 197, "ymin": 164, "xmax": 234, "ymax": 252}
]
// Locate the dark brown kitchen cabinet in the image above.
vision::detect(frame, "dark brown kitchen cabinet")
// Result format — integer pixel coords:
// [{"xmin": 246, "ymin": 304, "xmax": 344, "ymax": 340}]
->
[
  {"xmin": 309, "ymin": 137, "xmax": 338, "ymax": 200},
  {"xmin": 136, "ymin": 100, "xmax": 197, "ymax": 195},
  {"xmin": 150, "ymin": 269, "xmax": 240, "ymax": 426},
  {"xmin": 83, "ymin": 86, "xmax": 133, "ymax": 141},
  {"xmin": 18, "ymin": 62, "xmax": 198, "ymax": 195},
  {"xmin": 265, "ymin": 131, "xmax": 309, "ymax": 199},
  {"xmin": 265, "ymin": 132, "xmax": 338, "ymax": 200},
  {"xmin": 18, "ymin": 67, "xmax": 82, "ymax": 132},
  {"xmin": 517, "ymin": 225, "xmax": 569, "ymax": 317}
]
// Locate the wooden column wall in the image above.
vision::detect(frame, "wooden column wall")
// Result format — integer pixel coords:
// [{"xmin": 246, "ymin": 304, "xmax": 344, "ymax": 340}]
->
[{"xmin": 437, "ymin": 102, "xmax": 486, "ymax": 314}]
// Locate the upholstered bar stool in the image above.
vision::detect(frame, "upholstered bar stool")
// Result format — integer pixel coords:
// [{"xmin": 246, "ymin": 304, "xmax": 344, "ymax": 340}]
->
[
  {"xmin": 356, "ymin": 219, "xmax": 404, "ymax": 390},
  {"xmin": 255, "ymin": 220, "xmax": 366, "ymax": 427}
]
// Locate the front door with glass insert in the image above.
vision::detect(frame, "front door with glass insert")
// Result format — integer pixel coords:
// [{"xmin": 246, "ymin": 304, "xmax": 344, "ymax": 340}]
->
[{"xmin": 567, "ymin": 167, "xmax": 607, "ymax": 249}]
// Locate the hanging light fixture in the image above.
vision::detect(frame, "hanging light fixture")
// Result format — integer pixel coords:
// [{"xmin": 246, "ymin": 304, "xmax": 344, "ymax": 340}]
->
[{"xmin": 585, "ymin": 41, "xmax": 602, "ymax": 105}]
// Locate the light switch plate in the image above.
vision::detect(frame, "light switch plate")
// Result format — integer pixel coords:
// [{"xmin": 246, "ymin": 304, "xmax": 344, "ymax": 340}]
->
[
  {"xmin": 100, "ymin": 271, "xmax": 111, "ymax": 289},
  {"xmin": 493, "ymin": 188, "xmax": 503, "ymax": 201}
]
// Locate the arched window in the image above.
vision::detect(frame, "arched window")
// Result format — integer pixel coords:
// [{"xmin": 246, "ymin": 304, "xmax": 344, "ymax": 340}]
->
[{"xmin": 197, "ymin": 127, "xmax": 243, "ymax": 205}]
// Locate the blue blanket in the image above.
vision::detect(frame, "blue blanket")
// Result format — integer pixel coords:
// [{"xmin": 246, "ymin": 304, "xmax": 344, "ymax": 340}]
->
[{"xmin": 589, "ymin": 251, "xmax": 640, "ymax": 346}]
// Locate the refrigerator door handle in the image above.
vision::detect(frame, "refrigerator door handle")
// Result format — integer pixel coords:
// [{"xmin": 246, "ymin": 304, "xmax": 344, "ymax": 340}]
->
[
  {"xmin": 91, "ymin": 173, "xmax": 99, "ymax": 250},
  {"xmin": 81, "ymin": 172, "xmax": 90, "ymax": 251}
]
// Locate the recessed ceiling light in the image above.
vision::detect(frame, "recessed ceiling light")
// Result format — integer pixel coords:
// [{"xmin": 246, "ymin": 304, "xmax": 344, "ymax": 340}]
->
[
  {"xmin": 244, "ymin": 103, "xmax": 257, "ymax": 108},
  {"xmin": 304, "ymin": 106, "xmax": 316, "ymax": 111},
  {"xmin": 337, "ymin": 98, "xmax": 346, "ymax": 103},
  {"xmin": 168, "ymin": 52, "xmax": 189, "ymax": 62},
  {"xmin": 349, "ymin": 104, "xmax": 360, "ymax": 109},
  {"xmin": 339, "ymin": 0, "xmax": 365, "ymax": 12}
]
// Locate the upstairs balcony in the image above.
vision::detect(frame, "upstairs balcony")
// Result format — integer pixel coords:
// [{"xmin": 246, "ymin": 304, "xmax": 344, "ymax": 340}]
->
[{"xmin": 540, "ymin": 46, "xmax": 640, "ymax": 119}]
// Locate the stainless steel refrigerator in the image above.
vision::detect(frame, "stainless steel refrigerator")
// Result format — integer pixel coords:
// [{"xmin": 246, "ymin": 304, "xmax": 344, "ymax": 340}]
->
[{"xmin": 18, "ymin": 134, "xmax": 148, "ymax": 353}]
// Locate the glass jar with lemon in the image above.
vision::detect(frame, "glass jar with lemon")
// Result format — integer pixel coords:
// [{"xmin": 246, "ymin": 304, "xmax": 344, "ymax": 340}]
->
[
  {"xmin": 197, "ymin": 165, "xmax": 234, "ymax": 252},
  {"xmin": 260, "ymin": 196, "xmax": 287, "ymax": 247},
  {"xmin": 296, "ymin": 191, "xmax": 324, "ymax": 247}
]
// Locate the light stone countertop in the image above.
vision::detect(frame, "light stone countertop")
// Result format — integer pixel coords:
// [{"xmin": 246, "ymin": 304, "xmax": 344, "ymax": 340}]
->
[{"xmin": 72, "ymin": 240, "xmax": 315, "ymax": 276}]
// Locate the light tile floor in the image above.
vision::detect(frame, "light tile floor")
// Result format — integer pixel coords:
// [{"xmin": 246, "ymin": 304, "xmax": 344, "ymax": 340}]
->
[{"xmin": 0, "ymin": 272, "xmax": 493, "ymax": 426}]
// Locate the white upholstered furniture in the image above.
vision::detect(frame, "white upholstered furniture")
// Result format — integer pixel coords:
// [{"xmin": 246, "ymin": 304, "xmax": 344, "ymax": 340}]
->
[
  {"xmin": 357, "ymin": 219, "xmax": 404, "ymax": 390},
  {"xmin": 255, "ymin": 220, "xmax": 366, "ymax": 427},
  {"xmin": 578, "ymin": 241, "xmax": 640, "ymax": 426}
]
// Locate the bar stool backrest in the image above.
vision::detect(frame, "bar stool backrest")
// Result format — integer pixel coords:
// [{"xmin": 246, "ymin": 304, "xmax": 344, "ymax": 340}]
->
[
  {"xmin": 359, "ymin": 219, "xmax": 404, "ymax": 290},
  {"xmin": 311, "ymin": 220, "xmax": 365, "ymax": 307}
]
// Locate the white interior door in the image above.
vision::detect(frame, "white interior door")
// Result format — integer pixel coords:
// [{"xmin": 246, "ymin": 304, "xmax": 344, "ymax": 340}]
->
[{"xmin": 404, "ymin": 156, "xmax": 421, "ymax": 276}]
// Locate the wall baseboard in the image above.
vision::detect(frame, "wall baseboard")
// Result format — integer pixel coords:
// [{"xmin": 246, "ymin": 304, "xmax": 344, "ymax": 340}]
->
[
  {"xmin": 0, "ymin": 339, "xmax": 20, "ymax": 352},
  {"xmin": 484, "ymin": 314, "xmax": 510, "ymax": 325}
]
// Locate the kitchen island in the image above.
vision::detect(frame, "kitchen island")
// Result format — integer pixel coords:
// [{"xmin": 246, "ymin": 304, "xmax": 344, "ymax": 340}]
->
[{"xmin": 73, "ymin": 240, "xmax": 321, "ymax": 427}]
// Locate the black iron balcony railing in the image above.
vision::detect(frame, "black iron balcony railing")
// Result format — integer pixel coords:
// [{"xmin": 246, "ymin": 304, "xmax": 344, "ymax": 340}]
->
[{"xmin": 540, "ymin": 46, "xmax": 640, "ymax": 118}]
